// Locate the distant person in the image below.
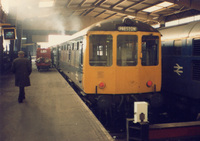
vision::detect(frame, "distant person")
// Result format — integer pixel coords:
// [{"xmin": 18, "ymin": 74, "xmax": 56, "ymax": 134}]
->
[{"xmin": 11, "ymin": 51, "xmax": 32, "ymax": 103}]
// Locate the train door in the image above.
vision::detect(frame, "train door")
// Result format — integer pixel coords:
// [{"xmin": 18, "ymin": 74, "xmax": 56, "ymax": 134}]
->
[
  {"xmin": 139, "ymin": 34, "xmax": 161, "ymax": 93},
  {"xmin": 115, "ymin": 34, "xmax": 139, "ymax": 94}
]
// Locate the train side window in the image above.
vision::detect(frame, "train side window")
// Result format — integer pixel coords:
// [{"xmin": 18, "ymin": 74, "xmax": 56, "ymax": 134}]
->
[
  {"xmin": 77, "ymin": 42, "xmax": 79, "ymax": 50},
  {"xmin": 80, "ymin": 44, "xmax": 83, "ymax": 65},
  {"xmin": 142, "ymin": 35, "xmax": 159, "ymax": 66},
  {"xmin": 68, "ymin": 45, "xmax": 71, "ymax": 61},
  {"xmin": 89, "ymin": 35, "xmax": 113, "ymax": 66},
  {"xmin": 117, "ymin": 35, "xmax": 138, "ymax": 66}
]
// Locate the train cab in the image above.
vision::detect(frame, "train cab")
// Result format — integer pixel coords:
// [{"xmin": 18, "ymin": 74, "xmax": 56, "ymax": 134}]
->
[
  {"xmin": 55, "ymin": 18, "xmax": 162, "ymax": 112},
  {"xmin": 83, "ymin": 18, "xmax": 162, "ymax": 97}
]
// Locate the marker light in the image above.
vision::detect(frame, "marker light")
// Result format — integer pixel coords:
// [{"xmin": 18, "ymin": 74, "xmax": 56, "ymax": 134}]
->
[
  {"xmin": 146, "ymin": 81, "xmax": 153, "ymax": 87},
  {"xmin": 99, "ymin": 82, "xmax": 106, "ymax": 89}
]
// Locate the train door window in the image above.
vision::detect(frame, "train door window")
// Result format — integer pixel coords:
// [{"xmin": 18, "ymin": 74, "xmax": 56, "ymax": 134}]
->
[
  {"xmin": 117, "ymin": 35, "xmax": 138, "ymax": 66},
  {"xmin": 142, "ymin": 35, "xmax": 159, "ymax": 66},
  {"xmin": 173, "ymin": 40, "xmax": 182, "ymax": 56},
  {"xmin": 89, "ymin": 35, "xmax": 113, "ymax": 66}
]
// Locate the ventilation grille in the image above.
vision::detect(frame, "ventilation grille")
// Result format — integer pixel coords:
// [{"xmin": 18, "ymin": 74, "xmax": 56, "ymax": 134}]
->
[
  {"xmin": 193, "ymin": 39, "xmax": 200, "ymax": 56},
  {"xmin": 192, "ymin": 60, "xmax": 200, "ymax": 81}
]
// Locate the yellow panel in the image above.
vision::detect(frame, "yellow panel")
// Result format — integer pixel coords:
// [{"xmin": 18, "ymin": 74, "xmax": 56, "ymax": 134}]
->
[{"xmin": 83, "ymin": 31, "xmax": 162, "ymax": 94}]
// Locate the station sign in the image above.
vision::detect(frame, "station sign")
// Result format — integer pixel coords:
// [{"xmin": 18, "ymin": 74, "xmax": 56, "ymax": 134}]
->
[
  {"xmin": 3, "ymin": 27, "xmax": 16, "ymax": 40},
  {"xmin": 118, "ymin": 26, "xmax": 137, "ymax": 32}
]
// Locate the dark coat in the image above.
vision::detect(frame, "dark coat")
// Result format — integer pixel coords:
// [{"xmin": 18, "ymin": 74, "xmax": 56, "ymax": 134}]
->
[{"xmin": 11, "ymin": 57, "xmax": 32, "ymax": 87}]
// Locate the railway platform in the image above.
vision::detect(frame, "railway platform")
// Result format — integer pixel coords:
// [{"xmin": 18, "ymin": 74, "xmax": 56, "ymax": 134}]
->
[{"xmin": 0, "ymin": 63, "xmax": 113, "ymax": 141}]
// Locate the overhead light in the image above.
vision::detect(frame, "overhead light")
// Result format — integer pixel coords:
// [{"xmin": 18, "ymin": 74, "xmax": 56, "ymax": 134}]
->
[
  {"xmin": 143, "ymin": 1, "xmax": 174, "ymax": 13},
  {"xmin": 1, "ymin": 0, "xmax": 9, "ymax": 13},
  {"xmin": 127, "ymin": 16, "xmax": 135, "ymax": 19},
  {"xmin": 39, "ymin": 1, "xmax": 54, "ymax": 8}
]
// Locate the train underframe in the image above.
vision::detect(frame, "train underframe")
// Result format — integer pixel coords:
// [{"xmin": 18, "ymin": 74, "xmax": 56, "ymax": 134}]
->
[
  {"xmin": 163, "ymin": 91, "xmax": 200, "ymax": 122},
  {"xmin": 70, "ymin": 82, "xmax": 164, "ymax": 127},
  {"xmin": 58, "ymin": 69, "xmax": 164, "ymax": 127}
]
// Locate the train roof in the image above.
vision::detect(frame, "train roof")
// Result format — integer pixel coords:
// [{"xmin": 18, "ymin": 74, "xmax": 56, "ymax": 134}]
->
[
  {"xmin": 88, "ymin": 18, "xmax": 159, "ymax": 32},
  {"xmin": 70, "ymin": 18, "xmax": 160, "ymax": 40},
  {"xmin": 159, "ymin": 21, "xmax": 200, "ymax": 40}
]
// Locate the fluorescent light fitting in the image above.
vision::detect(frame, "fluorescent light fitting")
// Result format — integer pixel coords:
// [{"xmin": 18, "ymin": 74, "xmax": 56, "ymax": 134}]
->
[
  {"xmin": 143, "ymin": 6, "xmax": 161, "ymax": 13},
  {"xmin": 143, "ymin": 1, "xmax": 174, "ymax": 13},
  {"xmin": 39, "ymin": 1, "xmax": 54, "ymax": 8},
  {"xmin": 157, "ymin": 2, "xmax": 174, "ymax": 7},
  {"xmin": 2, "ymin": 0, "xmax": 9, "ymax": 13}
]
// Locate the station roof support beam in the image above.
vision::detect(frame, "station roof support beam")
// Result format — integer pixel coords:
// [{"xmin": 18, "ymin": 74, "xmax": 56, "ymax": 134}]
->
[{"xmin": 164, "ymin": 0, "xmax": 200, "ymax": 11}]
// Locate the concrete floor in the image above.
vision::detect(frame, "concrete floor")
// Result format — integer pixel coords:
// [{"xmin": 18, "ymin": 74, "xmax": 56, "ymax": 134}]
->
[{"xmin": 0, "ymin": 64, "xmax": 113, "ymax": 141}]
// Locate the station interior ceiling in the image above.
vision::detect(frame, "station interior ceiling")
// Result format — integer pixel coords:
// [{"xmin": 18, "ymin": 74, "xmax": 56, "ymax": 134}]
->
[{"xmin": 4, "ymin": 0, "xmax": 200, "ymax": 44}]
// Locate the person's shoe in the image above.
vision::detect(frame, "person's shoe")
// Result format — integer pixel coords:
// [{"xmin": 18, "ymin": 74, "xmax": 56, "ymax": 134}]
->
[{"xmin": 18, "ymin": 99, "xmax": 23, "ymax": 103}]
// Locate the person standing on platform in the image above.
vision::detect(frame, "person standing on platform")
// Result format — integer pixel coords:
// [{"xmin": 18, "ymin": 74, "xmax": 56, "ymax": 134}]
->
[{"xmin": 11, "ymin": 51, "xmax": 32, "ymax": 103}]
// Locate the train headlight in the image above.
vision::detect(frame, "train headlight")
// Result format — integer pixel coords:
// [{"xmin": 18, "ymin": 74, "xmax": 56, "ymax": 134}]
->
[
  {"xmin": 99, "ymin": 82, "xmax": 106, "ymax": 89},
  {"xmin": 146, "ymin": 80, "xmax": 153, "ymax": 87}
]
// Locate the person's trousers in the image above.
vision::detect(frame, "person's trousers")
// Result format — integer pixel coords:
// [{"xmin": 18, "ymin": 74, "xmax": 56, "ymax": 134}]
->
[{"xmin": 18, "ymin": 87, "xmax": 25, "ymax": 100}]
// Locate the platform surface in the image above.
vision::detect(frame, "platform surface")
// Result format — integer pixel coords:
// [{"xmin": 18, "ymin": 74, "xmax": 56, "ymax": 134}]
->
[{"xmin": 0, "ymin": 64, "xmax": 113, "ymax": 141}]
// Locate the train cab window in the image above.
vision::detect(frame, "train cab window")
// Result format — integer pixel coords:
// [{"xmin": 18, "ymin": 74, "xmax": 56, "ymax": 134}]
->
[
  {"xmin": 117, "ymin": 35, "xmax": 138, "ymax": 66},
  {"xmin": 89, "ymin": 35, "xmax": 113, "ymax": 66},
  {"xmin": 142, "ymin": 35, "xmax": 159, "ymax": 66}
]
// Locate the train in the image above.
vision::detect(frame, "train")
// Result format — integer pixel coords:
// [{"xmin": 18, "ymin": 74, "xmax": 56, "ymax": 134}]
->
[
  {"xmin": 51, "ymin": 18, "xmax": 163, "ymax": 121},
  {"xmin": 159, "ymin": 21, "xmax": 200, "ymax": 120},
  {"xmin": 35, "ymin": 48, "xmax": 52, "ymax": 71}
]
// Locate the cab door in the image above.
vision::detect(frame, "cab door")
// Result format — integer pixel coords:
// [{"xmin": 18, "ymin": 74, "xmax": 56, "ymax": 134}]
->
[
  {"xmin": 138, "ymin": 34, "xmax": 161, "ymax": 93},
  {"xmin": 115, "ymin": 34, "xmax": 140, "ymax": 94}
]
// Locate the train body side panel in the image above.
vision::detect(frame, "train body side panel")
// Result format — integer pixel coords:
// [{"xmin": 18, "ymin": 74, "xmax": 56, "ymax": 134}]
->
[
  {"xmin": 83, "ymin": 67, "xmax": 116, "ymax": 94},
  {"xmin": 138, "ymin": 66, "xmax": 161, "ymax": 93},
  {"xmin": 162, "ymin": 38, "xmax": 200, "ymax": 99},
  {"xmin": 115, "ymin": 67, "xmax": 139, "ymax": 93}
]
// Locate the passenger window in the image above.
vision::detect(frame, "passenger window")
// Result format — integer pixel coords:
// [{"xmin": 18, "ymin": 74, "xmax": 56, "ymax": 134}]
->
[
  {"xmin": 142, "ymin": 35, "xmax": 159, "ymax": 66},
  {"xmin": 117, "ymin": 35, "xmax": 138, "ymax": 66},
  {"xmin": 89, "ymin": 35, "xmax": 113, "ymax": 66},
  {"xmin": 77, "ymin": 42, "xmax": 79, "ymax": 50},
  {"xmin": 68, "ymin": 45, "xmax": 71, "ymax": 61}
]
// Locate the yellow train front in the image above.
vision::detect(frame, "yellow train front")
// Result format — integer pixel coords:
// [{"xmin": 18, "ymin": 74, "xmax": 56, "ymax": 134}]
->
[{"xmin": 54, "ymin": 18, "xmax": 162, "ymax": 115}]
